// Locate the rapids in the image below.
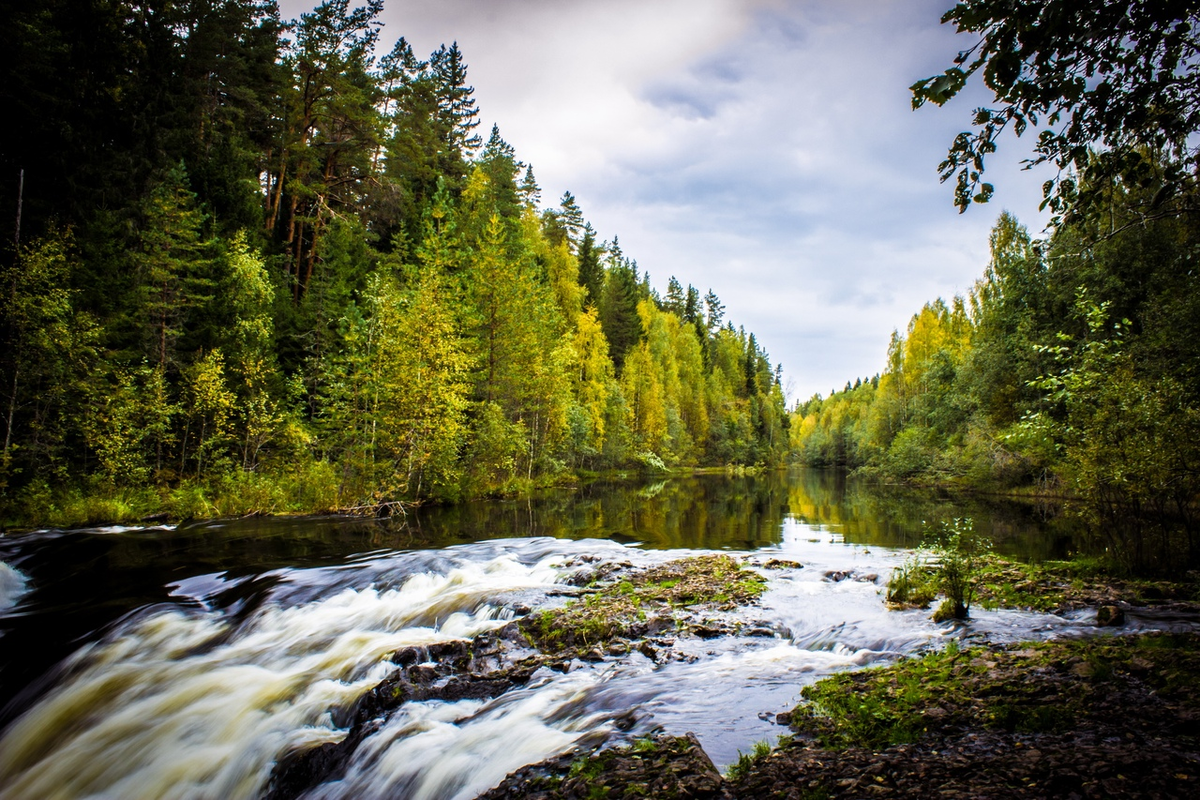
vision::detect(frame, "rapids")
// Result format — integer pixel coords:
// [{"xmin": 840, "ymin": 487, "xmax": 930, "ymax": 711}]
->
[{"xmin": 0, "ymin": 471, "xmax": 1195, "ymax": 799}]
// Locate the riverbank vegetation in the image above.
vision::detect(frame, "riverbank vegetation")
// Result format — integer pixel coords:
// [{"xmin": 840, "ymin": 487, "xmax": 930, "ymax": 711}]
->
[
  {"xmin": 792, "ymin": 0, "xmax": 1200, "ymax": 573},
  {"xmin": 0, "ymin": 1, "xmax": 788, "ymax": 529},
  {"xmin": 790, "ymin": 207, "xmax": 1200, "ymax": 570},
  {"xmin": 758, "ymin": 635, "xmax": 1200, "ymax": 798}
]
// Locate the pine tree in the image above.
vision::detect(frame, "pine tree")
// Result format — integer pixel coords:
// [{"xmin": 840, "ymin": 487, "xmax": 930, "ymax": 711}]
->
[
  {"xmin": 684, "ymin": 285, "xmax": 700, "ymax": 323},
  {"xmin": 704, "ymin": 289, "xmax": 725, "ymax": 333},
  {"xmin": 430, "ymin": 41, "xmax": 482, "ymax": 162},
  {"xmin": 129, "ymin": 164, "xmax": 214, "ymax": 371},
  {"xmin": 478, "ymin": 124, "xmax": 521, "ymax": 217},
  {"xmin": 557, "ymin": 191, "xmax": 584, "ymax": 247}
]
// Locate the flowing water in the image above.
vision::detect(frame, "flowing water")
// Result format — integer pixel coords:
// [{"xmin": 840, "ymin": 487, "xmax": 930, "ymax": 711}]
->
[{"xmin": 0, "ymin": 469, "xmax": 1193, "ymax": 799}]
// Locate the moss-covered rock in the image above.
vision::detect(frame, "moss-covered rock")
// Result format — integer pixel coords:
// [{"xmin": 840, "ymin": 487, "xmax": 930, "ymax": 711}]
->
[
  {"xmin": 521, "ymin": 555, "xmax": 767, "ymax": 655},
  {"xmin": 791, "ymin": 634, "xmax": 1200, "ymax": 750},
  {"xmin": 478, "ymin": 733, "xmax": 732, "ymax": 799}
]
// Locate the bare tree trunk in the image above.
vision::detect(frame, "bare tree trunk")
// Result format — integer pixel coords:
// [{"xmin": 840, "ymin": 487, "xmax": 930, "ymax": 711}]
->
[
  {"xmin": 14, "ymin": 168, "xmax": 23, "ymax": 249},
  {"xmin": 3, "ymin": 362, "xmax": 17, "ymax": 460}
]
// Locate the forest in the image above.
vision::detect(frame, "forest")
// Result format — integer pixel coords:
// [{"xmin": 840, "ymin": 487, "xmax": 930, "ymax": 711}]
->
[
  {"xmin": 790, "ymin": 0, "xmax": 1200, "ymax": 572},
  {"xmin": 0, "ymin": 0, "xmax": 789, "ymax": 526},
  {"xmin": 790, "ymin": 174, "xmax": 1200, "ymax": 571}
]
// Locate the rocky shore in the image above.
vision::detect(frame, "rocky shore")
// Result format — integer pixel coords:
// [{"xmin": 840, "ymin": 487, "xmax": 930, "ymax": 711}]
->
[{"xmin": 265, "ymin": 554, "xmax": 1200, "ymax": 799}]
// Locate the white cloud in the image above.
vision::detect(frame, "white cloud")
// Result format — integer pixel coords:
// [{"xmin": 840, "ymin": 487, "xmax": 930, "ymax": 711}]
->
[{"xmin": 279, "ymin": 0, "xmax": 1056, "ymax": 401}]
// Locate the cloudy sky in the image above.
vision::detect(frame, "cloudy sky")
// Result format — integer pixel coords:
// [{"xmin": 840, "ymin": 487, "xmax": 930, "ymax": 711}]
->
[{"xmin": 282, "ymin": 0, "xmax": 1055, "ymax": 401}]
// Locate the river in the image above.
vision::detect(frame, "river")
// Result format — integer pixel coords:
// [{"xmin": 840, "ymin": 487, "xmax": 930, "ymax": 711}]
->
[{"xmin": 0, "ymin": 469, "xmax": 1171, "ymax": 799}]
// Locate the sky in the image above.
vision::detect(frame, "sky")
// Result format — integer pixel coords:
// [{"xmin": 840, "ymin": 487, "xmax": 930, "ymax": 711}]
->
[{"xmin": 281, "ymin": 0, "xmax": 1056, "ymax": 402}]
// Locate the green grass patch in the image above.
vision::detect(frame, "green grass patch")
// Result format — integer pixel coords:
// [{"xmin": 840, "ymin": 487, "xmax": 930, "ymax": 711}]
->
[{"xmin": 724, "ymin": 740, "xmax": 771, "ymax": 781}]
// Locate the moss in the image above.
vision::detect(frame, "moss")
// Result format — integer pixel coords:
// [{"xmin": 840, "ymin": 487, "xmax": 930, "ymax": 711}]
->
[
  {"xmin": 889, "ymin": 552, "xmax": 1200, "ymax": 616},
  {"xmin": 521, "ymin": 555, "xmax": 767, "ymax": 655},
  {"xmin": 791, "ymin": 634, "xmax": 1200, "ymax": 751},
  {"xmin": 972, "ymin": 555, "xmax": 1067, "ymax": 611},
  {"xmin": 885, "ymin": 556, "xmax": 938, "ymax": 608},
  {"xmin": 931, "ymin": 598, "xmax": 963, "ymax": 622}
]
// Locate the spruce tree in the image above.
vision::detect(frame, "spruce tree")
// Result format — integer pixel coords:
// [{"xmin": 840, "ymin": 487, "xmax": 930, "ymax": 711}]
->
[
  {"xmin": 600, "ymin": 260, "xmax": 643, "ymax": 373},
  {"xmin": 665, "ymin": 276, "xmax": 685, "ymax": 315},
  {"xmin": 577, "ymin": 224, "xmax": 604, "ymax": 309}
]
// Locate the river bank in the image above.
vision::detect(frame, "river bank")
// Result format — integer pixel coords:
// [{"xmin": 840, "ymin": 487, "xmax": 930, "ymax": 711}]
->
[
  {"xmin": 473, "ymin": 556, "xmax": 1200, "ymax": 800},
  {"xmin": 0, "ymin": 464, "xmax": 776, "ymax": 533},
  {"xmin": 3, "ymin": 471, "xmax": 1196, "ymax": 799},
  {"xmin": 256, "ymin": 551, "xmax": 1200, "ymax": 799},
  {"xmin": 488, "ymin": 633, "xmax": 1200, "ymax": 799}
]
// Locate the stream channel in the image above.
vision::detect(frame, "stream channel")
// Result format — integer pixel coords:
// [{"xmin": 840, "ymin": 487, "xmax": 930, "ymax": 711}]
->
[{"xmin": 0, "ymin": 468, "xmax": 1191, "ymax": 799}]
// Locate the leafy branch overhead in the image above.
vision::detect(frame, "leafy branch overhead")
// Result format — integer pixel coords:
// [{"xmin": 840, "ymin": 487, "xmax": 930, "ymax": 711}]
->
[{"xmin": 913, "ymin": 0, "xmax": 1200, "ymax": 223}]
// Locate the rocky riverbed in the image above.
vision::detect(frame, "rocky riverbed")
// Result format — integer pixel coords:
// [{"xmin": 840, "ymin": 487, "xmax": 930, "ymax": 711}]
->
[{"xmin": 263, "ymin": 551, "xmax": 1200, "ymax": 799}]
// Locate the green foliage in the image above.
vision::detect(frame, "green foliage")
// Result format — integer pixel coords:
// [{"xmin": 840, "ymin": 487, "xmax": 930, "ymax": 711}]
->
[
  {"xmin": 0, "ymin": 5, "xmax": 790, "ymax": 526},
  {"xmin": 795, "ymin": 634, "xmax": 1200, "ymax": 751},
  {"xmin": 927, "ymin": 518, "xmax": 990, "ymax": 620},
  {"xmin": 914, "ymin": 0, "xmax": 1200, "ymax": 224},
  {"xmin": 885, "ymin": 518, "xmax": 989, "ymax": 620},
  {"xmin": 885, "ymin": 555, "xmax": 937, "ymax": 608},
  {"xmin": 724, "ymin": 740, "xmax": 771, "ymax": 781},
  {"xmin": 792, "ymin": 203, "xmax": 1200, "ymax": 571}
]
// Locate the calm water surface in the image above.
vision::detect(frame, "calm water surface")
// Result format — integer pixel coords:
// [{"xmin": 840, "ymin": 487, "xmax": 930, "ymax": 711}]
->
[{"xmin": 0, "ymin": 469, "xmax": 1146, "ymax": 800}]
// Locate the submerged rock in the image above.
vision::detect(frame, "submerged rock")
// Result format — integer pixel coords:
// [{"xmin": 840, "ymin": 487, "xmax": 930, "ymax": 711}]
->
[
  {"xmin": 1097, "ymin": 604, "xmax": 1127, "ymax": 626},
  {"xmin": 265, "ymin": 635, "xmax": 544, "ymax": 799}
]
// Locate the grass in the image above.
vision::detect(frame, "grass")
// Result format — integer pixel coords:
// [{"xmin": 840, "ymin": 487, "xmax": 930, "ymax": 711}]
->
[
  {"xmin": 1, "ymin": 458, "xmax": 347, "ymax": 530},
  {"xmin": 724, "ymin": 740, "xmax": 771, "ymax": 781}
]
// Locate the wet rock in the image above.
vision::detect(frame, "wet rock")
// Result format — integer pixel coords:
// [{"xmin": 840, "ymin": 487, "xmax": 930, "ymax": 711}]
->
[
  {"xmin": 1097, "ymin": 605, "xmax": 1126, "ymax": 626},
  {"xmin": 266, "ymin": 634, "xmax": 544, "ymax": 799},
  {"xmin": 689, "ymin": 622, "xmax": 729, "ymax": 639},
  {"xmin": 641, "ymin": 615, "xmax": 677, "ymax": 636},
  {"xmin": 1070, "ymin": 661, "xmax": 1096, "ymax": 678},
  {"xmin": 824, "ymin": 570, "xmax": 852, "ymax": 582},
  {"xmin": 742, "ymin": 626, "xmax": 776, "ymax": 638},
  {"xmin": 478, "ymin": 733, "xmax": 732, "ymax": 800},
  {"xmin": 762, "ymin": 559, "xmax": 803, "ymax": 570},
  {"xmin": 1128, "ymin": 656, "xmax": 1153, "ymax": 674}
]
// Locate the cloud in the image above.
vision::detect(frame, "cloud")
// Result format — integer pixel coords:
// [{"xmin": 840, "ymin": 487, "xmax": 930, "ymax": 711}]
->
[{"xmin": 279, "ymin": 0, "xmax": 1056, "ymax": 401}]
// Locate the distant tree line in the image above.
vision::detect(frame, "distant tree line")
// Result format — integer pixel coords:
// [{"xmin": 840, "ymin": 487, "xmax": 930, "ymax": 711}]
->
[
  {"xmin": 791, "ymin": 200, "xmax": 1200, "ymax": 570},
  {"xmin": 795, "ymin": 0, "xmax": 1200, "ymax": 571},
  {"xmin": 0, "ymin": 0, "xmax": 787, "ymax": 524}
]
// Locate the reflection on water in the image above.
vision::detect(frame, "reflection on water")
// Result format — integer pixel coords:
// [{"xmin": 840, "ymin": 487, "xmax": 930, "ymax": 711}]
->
[
  {"xmin": 0, "ymin": 470, "xmax": 1076, "ymax": 726},
  {"xmin": 403, "ymin": 468, "xmax": 1078, "ymax": 559},
  {"xmin": 0, "ymin": 468, "xmax": 1095, "ymax": 799}
]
